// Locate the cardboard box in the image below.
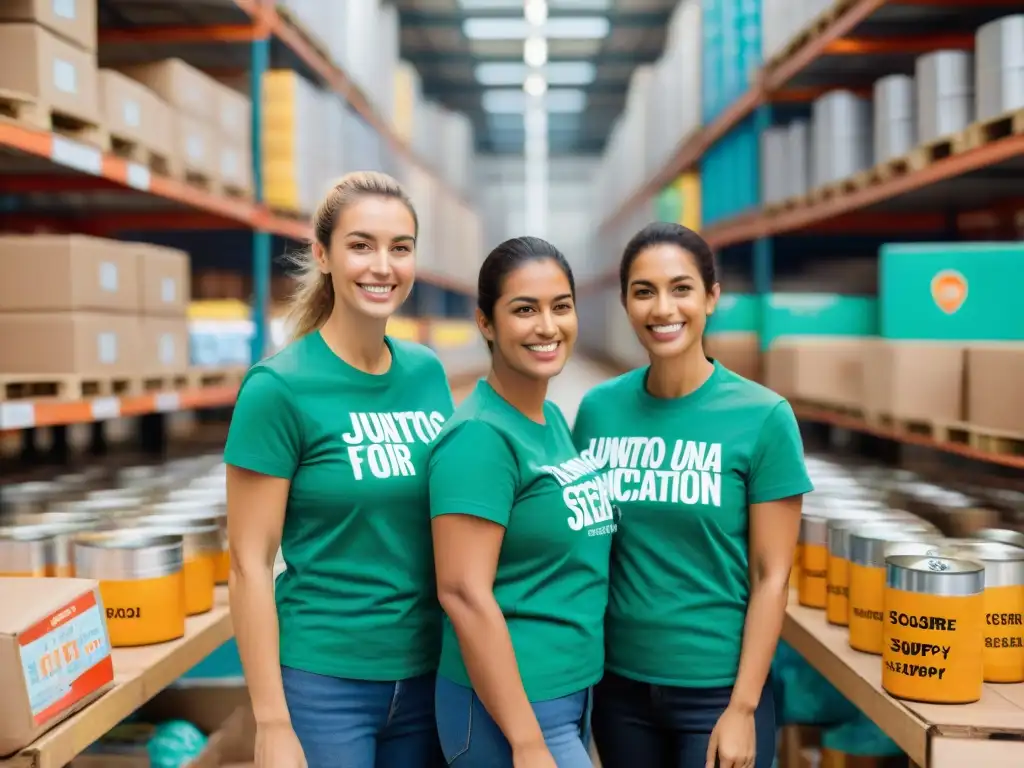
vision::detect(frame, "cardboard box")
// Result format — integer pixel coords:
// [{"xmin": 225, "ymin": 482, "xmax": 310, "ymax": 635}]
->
[
  {"xmin": 764, "ymin": 337, "xmax": 865, "ymax": 408},
  {"xmin": 172, "ymin": 114, "xmax": 218, "ymax": 180},
  {"xmin": 216, "ymin": 83, "xmax": 252, "ymax": 145},
  {"xmin": 0, "ymin": 0, "xmax": 97, "ymax": 52},
  {"xmin": 705, "ymin": 332, "xmax": 762, "ymax": 382},
  {"xmin": 861, "ymin": 339, "xmax": 965, "ymax": 423},
  {"xmin": 0, "ymin": 312, "xmax": 141, "ymax": 377},
  {"xmin": 0, "ymin": 578, "xmax": 114, "ymax": 757},
  {"xmin": 0, "ymin": 23, "xmax": 98, "ymax": 124},
  {"xmin": 119, "ymin": 58, "xmax": 218, "ymax": 124},
  {"xmin": 98, "ymin": 69, "xmax": 173, "ymax": 161},
  {"xmin": 218, "ymin": 143, "xmax": 253, "ymax": 194},
  {"xmin": 761, "ymin": 293, "xmax": 877, "ymax": 350},
  {"xmin": 966, "ymin": 344, "xmax": 1024, "ymax": 434},
  {"xmin": 140, "ymin": 317, "xmax": 189, "ymax": 373},
  {"xmin": 0, "ymin": 235, "xmax": 140, "ymax": 312},
  {"xmin": 137, "ymin": 243, "xmax": 190, "ymax": 316}
]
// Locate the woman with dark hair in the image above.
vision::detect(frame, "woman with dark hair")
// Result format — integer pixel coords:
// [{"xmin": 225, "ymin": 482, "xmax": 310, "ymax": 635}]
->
[
  {"xmin": 573, "ymin": 223, "xmax": 813, "ymax": 768},
  {"xmin": 428, "ymin": 236, "xmax": 614, "ymax": 767}
]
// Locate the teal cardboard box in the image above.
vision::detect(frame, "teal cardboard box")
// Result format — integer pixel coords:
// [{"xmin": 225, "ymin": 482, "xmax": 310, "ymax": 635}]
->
[
  {"xmin": 708, "ymin": 293, "xmax": 760, "ymax": 334},
  {"xmin": 880, "ymin": 241, "xmax": 1024, "ymax": 341},
  {"xmin": 761, "ymin": 293, "xmax": 878, "ymax": 350}
]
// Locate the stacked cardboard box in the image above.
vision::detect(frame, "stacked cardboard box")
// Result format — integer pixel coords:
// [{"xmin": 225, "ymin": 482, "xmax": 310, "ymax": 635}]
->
[
  {"xmin": 0, "ymin": 0, "xmax": 100, "ymax": 136},
  {"xmin": 0, "ymin": 235, "xmax": 190, "ymax": 385},
  {"xmin": 118, "ymin": 58, "xmax": 252, "ymax": 196}
]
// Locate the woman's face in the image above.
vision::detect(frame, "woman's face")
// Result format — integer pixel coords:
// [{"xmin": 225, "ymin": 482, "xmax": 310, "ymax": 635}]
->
[
  {"xmin": 480, "ymin": 258, "xmax": 577, "ymax": 381},
  {"xmin": 317, "ymin": 195, "xmax": 416, "ymax": 321},
  {"xmin": 623, "ymin": 244, "xmax": 719, "ymax": 360}
]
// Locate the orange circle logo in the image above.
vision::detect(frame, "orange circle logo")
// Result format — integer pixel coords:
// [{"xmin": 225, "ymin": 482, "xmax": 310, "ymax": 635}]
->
[{"xmin": 930, "ymin": 270, "xmax": 968, "ymax": 315}]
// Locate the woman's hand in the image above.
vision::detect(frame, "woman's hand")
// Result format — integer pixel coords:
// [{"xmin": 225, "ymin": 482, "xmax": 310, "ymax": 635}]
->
[
  {"xmin": 705, "ymin": 703, "xmax": 755, "ymax": 768},
  {"xmin": 512, "ymin": 740, "xmax": 558, "ymax": 768},
  {"xmin": 255, "ymin": 721, "xmax": 307, "ymax": 768}
]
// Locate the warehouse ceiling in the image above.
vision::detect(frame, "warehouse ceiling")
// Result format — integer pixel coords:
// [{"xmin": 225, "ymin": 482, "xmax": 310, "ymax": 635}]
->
[{"xmin": 395, "ymin": 0, "xmax": 677, "ymax": 156}]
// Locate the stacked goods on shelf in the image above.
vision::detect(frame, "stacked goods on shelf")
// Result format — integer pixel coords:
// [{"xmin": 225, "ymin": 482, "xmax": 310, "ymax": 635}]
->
[
  {"xmin": 393, "ymin": 61, "xmax": 423, "ymax": 145},
  {"xmin": 761, "ymin": 12, "xmax": 1022, "ymax": 202},
  {"xmin": 701, "ymin": 116, "xmax": 760, "ymax": 225},
  {"xmin": 117, "ymin": 58, "xmax": 253, "ymax": 197},
  {"xmin": 976, "ymin": 15, "xmax": 1024, "ymax": 121},
  {"xmin": 594, "ymin": 0, "xmax": 702, "ymax": 221},
  {"xmin": 0, "ymin": 0, "xmax": 101, "ymax": 142},
  {"xmin": 702, "ymin": 0, "xmax": 760, "ymax": 122},
  {"xmin": 97, "ymin": 68, "xmax": 173, "ymax": 173},
  {"xmin": 705, "ymin": 294, "xmax": 761, "ymax": 382},
  {"xmin": 0, "ymin": 456, "xmax": 231, "ymax": 755},
  {"xmin": 0, "ymin": 236, "xmax": 191, "ymax": 396}
]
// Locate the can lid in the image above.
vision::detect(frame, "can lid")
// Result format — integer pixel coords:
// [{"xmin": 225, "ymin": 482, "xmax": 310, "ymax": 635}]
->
[
  {"xmin": 885, "ymin": 554, "xmax": 986, "ymax": 596},
  {"xmin": 849, "ymin": 523, "xmax": 943, "ymax": 567},
  {"xmin": 972, "ymin": 528, "xmax": 1024, "ymax": 550},
  {"xmin": 74, "ymin": 530, "xmax": 183, "ymax": 550},
  {"xmin": 0, "ymin": 524, "xmax": 58, "ymax": 541}
]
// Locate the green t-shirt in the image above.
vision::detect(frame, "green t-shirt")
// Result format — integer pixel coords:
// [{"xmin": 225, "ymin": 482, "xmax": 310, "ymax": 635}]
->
[
  {"xmin": 223, "ymin": 331, "xmax": 455, "ymax": 681},
  {"xmin": 572, "ymin": 360, "xmax": 813, "ymax": 688},
  {"xmin": 428, "ymin": 380, "xmax": 614, "ymax": 702}
]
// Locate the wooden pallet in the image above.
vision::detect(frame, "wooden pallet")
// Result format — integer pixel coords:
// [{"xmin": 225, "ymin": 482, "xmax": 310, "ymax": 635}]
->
[
  {"xmin": 108, "ymin": 133, "xmax": 172, "ymax": 176},
  {"xmin": 218, "ymin": 181, "xmax": 254, "ymax": 201},
  {"xmin": 0, "ymin": 374, "xmax": 138, "ymax": 402},
  {"xmin": 0, "ymin": 88, "xmax": 109, "ymax": 150},
  {"xmin": 140, "ymin": 372, "xmax": 191, "ymax": 392},
  {"xmin": 808, "ymin": 175, "xmax": 861, "ymax": 203},
  {"xmin": 962, "ymin": 107, "xmax": 1024, "ymax": 150},
  {"xmin": 795, "ymin": 400, "xmax": 865, "ymax": 419},
  {"xmin": 766, "ymin": 0, "xmax": 856, "ymax": 69},
  {"xmin": 867, "ymin": 415, "xmax": 1024, "ymax": 458},
  {"xmin": 186, "ymin": 367, "xmax": 247, "ymax": 389}
]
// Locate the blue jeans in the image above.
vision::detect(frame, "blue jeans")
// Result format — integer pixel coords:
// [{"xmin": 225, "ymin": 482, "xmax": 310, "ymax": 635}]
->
[
  {"xmin": 434, "ymin": 675, "xmax": 594, "ymax": 767},
  {"xmin": 591, "ymin": 671, "xmax": 777, "ymax": 768},
  {"xmin": 281, "ymin": 665, "xmax": 443, "ymax": 768}
]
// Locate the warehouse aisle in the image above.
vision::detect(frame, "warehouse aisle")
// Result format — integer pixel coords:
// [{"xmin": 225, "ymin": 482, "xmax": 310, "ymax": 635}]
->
[{"xmin": 548, "ymin": 356, "xmax": 618, "ymax": 425}]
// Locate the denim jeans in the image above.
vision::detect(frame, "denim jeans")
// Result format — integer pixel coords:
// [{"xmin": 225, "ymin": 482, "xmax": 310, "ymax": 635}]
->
[
  {"xmin": 434, "ymin": 675, "xmax": 594, "ymax": 767},
  {"xmin": 591, "ymin": 671, "xmax": 777, "ymax": 768},
  {"xmin": 281, "ymin": 665, "xmax": 444, "ymax": 768}
]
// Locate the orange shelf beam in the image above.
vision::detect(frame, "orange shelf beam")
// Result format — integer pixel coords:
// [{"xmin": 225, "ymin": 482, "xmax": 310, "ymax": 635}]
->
[
  {"xmin": 794, "ymin": 406, "xmax": 1024, "ymax": 470},
  {"xmin": 702, "ymin": 133, "xmax": 1024, "ymax": 248},
  {"xmin": 98, "ymin": 24, "xmax": 266, "ymax": 45}
]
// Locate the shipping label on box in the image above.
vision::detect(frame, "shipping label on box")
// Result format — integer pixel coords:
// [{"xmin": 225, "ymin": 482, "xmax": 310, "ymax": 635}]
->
[{"xmin": 0, "ymin": 579, "xmax": 114, "ymax": 756}]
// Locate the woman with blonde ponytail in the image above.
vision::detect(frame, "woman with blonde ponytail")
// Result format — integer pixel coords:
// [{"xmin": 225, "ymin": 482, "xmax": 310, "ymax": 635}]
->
[{"xmin": 224, "ymin": 172, "xmax": 454, "ymax": 768}]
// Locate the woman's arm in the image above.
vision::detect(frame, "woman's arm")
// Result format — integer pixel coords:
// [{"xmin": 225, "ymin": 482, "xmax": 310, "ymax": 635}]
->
[
  {"xmin": 730, "ymin": 495, "xmax": 802, "ymax": 713},
  {"xmin": 433, "ymin": 515, "xmax": 546, "ymax": 751},
  {"xmin": 228, "ymin": 466, "xmax": 291, "ymax": 725}
]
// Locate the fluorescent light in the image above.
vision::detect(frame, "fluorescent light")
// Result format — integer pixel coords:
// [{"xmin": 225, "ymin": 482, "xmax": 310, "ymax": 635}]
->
[
  {"xmin": 525, "ymin": 0, "xmax": 548, "ymax": 26},
  {"xmin": 524, "ymin": 36, "xmax": 547, "ymax": 66},
  {"xmin": 523, "ymin": 73, "xmax": 548, "ymax": 96},
  {"xmin": 544, "ymin": 61, "xmax": 596, "ymax": 86},
  {"xmin": 475, "ymin": 62, "xmax": 528, "ymax": 86},
  {"xmin": 482, "ymin": 88, "xmax": 588, "ymax": 113},
  {"xmin": 458, "ymin": 0, "xmax": 522, "ymax": 8},
  {"xmin": 464, "ymin": 15, "xmax": 610, "ymax": 40}
]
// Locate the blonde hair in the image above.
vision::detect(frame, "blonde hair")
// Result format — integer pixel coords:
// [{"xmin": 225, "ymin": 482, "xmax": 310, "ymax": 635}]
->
[{"xmin": 284, "ymin": 171, "xmax": 419, "ymax": 341}]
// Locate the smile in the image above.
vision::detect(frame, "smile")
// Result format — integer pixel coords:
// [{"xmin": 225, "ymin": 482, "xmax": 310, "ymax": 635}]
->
[
  {"xmin": 358, "ymin": 284, "xmax": 395, "ymax": 294},
  {"xmin": 525, "ymin": 342, "xmax": 560, "ymax": 353},
  {"xmin": 649, "ymin": 323, "xmax": 682, "ymax": 333}
]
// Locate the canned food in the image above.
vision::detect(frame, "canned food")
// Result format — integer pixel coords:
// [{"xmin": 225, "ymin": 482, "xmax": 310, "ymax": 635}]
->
[
  {"xmin": 149, "ymin": 501, "xmax": 229, "ymax": 584},
  {"xmin": 939, "ymin": 541, "xmax": 1024, "ymax": 683},
  {"xmin": 0, "ymin": 525, "xmax": 56, "ymax": 576},
  {"xmin": 848, "ymin": 523, "xmax": 944, "ymax": 654},
  {"xmin": 972, "ymin": 528, "xmax": 1024, "ymax": 550},
  {"xmin": 882, "ymin": 554, "xmax": 985, "ymax": 704},
  {"xmin": 13, "ymin": 512, "xmax": 100, "ymax": 576},
  {"xmin": 127, "ymin": 518, "xmax": 220, "ymax": 616},
  {"xmin": 73, "ymin": 531, "xmax": 186, "ymax": 647}
]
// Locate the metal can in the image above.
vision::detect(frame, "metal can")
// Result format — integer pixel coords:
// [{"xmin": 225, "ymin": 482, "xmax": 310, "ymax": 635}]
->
[
  {"xmin": 0, "ymin": 524, "xmax": 57, "ymax": 576},
  {"xmin": 882, "ymin": 554, "xmax": 985, "ymax": 704}
]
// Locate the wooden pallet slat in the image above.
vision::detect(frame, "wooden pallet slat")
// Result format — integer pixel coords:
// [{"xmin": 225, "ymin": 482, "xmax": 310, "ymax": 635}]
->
[{"xmin": 0, "ymin": 87, "xmax": 109, "ymax": 151}]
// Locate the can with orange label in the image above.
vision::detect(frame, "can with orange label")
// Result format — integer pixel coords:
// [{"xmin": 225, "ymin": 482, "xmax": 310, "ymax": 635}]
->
[
  {"xmin": 942, "ymin": 541, "xmax": 1024, "ymax": 683},
  {"xmin": 824, "ymin": 510, "xmax": 926, "ymax": 626},
  {"xmin": 0, "ymin": 525, "xmax": 57, "ymax": 576},
  {"xmin": 73, "ymin": 531, "xmax": 186, "ymax": 647},
  {"xmin": 848, "ymin": 524, "xmax": 944, "ymax": 654},
  {"xmin": 800, "ymin": 509, "xmax": 885, "ymax": 610},
  {"xmin": 149, "ymin": 500, "xmax": 229, "ymax": 583},
  {"xmin": 882, "ymin": 554, "xmax": 985, "ymax": 704},
  {"xmin": 972, "ymin": 528, "xmax": 1024, "ymax": 550},
  {"xmin": 128, "ymin": 515, "xmax": 220, "ymax": 615}
]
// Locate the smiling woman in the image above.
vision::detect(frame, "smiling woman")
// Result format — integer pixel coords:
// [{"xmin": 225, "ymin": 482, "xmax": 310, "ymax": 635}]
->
[
  {"xmin": 223, "ymin": 171, "xmax": 457, "ymax": 768},
  {"xmin": 427, "ymin": 237, "xmax": 612, "ymax": 768}
]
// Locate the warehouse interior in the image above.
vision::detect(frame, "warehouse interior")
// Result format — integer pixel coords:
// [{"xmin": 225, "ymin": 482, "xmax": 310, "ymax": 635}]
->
[{"xmin": 1, "ymin": 0, "xmax": 1023, "ymax": 766}]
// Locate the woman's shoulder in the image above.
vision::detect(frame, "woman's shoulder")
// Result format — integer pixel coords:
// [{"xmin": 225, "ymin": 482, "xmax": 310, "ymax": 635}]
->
[
  {"xmin": 577, "ymin": 366, "xmax": 646, "ymax": 410},
  {"xmin": 389, "ymin": 336, "xmax": 446, "ymax": 374}
]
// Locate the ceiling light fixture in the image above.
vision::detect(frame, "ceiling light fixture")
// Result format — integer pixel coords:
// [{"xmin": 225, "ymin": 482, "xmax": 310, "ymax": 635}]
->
[
  {"xmin": 524, "ymin": 0, "xmax": 548, "ymax": 26},
  {"xmin": 523, "ymin": 35, "xmax": 547, "ymax": 66},
  {"xmin": 523, "ymin": 72, "xmax": 548, "ymax": 96}
]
